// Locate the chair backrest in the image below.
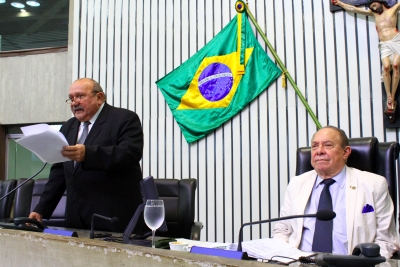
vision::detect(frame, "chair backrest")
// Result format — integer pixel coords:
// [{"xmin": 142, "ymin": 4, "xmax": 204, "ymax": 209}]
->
[
  {"xmin": 0, "ymin": 179, "xmax": 17, "ymax": 219},
  {"xmin": 296, "ymin": 137, "xmax": 400, "ymax": 214},
  {"xmin": 154, "ymin": 179, "xmax": 197, "ymax": 239},
  {"xmin": 14, "ymin": 178, "xmax": 67, "ymax": 227}
]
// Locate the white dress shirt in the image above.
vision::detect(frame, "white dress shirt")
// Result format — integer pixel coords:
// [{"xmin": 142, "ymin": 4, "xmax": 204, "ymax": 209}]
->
[{"xmin": 299, "ymin": 166, "xmax": 348, "ymax": 254}]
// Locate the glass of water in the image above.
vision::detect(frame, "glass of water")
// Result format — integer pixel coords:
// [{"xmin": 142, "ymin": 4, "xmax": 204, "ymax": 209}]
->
[{"xmin": 144, "ymin": 199, "xmax": 165, "ymax": 248}]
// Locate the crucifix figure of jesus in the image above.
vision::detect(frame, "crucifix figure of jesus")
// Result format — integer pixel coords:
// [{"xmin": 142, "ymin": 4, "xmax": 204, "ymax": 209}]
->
[{"xmin": 332, "ymin": 0, "xmax": 400, "ymax": 120}]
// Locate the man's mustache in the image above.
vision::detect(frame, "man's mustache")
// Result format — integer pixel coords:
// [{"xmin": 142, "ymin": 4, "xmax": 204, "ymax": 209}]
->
[{"xmin": 73, "ymin": 106, "xmax": 84, "ymax": 112}]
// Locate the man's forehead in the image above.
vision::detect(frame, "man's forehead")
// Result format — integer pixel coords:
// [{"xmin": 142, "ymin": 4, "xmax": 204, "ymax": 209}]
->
[
  {"xmin": 311, "ymin": 129, "xmax": 339, "ymax": 142},
  {"xmin": 70, "ymin": 80, "xmax": 92, "ymax": 93}
]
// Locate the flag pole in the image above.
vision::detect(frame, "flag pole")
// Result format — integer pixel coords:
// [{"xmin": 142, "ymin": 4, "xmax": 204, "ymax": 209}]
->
[{"xmin": 235, "ymin": 1, "xmax": 322, "ymax": 129}]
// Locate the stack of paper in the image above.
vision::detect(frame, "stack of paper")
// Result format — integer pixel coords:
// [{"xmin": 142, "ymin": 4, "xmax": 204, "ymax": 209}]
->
[
  {"xmin": 16, "ymin": 124, "xmax": 70, "ymax": 164},
  {"xmin": 241, "ymin": 238, "xmax": 315, "ymax": 264},
  {"xmin": 175, "ymin": 238, "xmax": 228, "ymax": 249}
]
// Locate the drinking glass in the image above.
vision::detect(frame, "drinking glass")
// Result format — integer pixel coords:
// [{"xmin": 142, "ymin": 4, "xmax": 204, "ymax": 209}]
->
[{"xmin": 144, "ymin": 199, "xmax": 165, "ymax": 248}]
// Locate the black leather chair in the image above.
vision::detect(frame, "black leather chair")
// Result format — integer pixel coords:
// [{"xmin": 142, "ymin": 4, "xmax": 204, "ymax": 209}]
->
[
  {"xmin": 296, "ymin": 136, "xmax": 400, "ymax": 222},
  {"xmin": 154, "ymin": 178, "xmax": 203, "ymax": 240},
  {"xmin": 296, "ymin": 137, "xmax": 400, "ymax": 258},
  {"xmin": 13, "ymin": 178, "xmax": 67, "ymax": 227},
  {"xmin": 0, "ymin": 179, "xmax": 17, "ymax": 219}
]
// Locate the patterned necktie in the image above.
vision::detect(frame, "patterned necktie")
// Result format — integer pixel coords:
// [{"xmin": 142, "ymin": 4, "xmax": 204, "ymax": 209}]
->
[
  {"xmin": 312, "ymin": 178, "xmax": 336, "ymax": 253},
  {"xmin": 77, "ymin": 121, "xmax": 91, "ymax": 144}
]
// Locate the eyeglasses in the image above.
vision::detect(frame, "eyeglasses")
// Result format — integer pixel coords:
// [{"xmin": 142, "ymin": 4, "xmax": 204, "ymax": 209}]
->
[{"xmin": 66, "ymin": 91, "xmax": 98, "ymax": 104}]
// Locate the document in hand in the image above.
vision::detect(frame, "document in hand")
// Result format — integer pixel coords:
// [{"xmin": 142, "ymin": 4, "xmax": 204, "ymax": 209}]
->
[
  {"xmin": 16, "ymin": 124, "xmax": 70, "ymax": 164},
  {"xmin": 241, "ymin": 238, "xmax": 315, "ymax": 264}
]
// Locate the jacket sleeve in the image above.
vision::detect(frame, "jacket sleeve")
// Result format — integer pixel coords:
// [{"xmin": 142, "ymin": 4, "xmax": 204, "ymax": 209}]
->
[
  {"xmin": 272, "ymin": 181, "xmax": 294, "ymax": 243},
  {"xmin": 372, "ymin": 177, "xmax": 399, "ymax": 258}
]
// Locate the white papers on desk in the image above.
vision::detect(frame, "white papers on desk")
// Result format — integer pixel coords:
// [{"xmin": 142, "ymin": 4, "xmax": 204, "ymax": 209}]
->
[
  {"xmin": 175, "ymin": 238, "xmax": 228, "ymax": 249},
  {"xmin": 241, "ymin": 238, "xmax": 315, "ymax": 264},
  {"xmin": 16, "ymin": 124, "xmax": 69, "ymax": 164}
]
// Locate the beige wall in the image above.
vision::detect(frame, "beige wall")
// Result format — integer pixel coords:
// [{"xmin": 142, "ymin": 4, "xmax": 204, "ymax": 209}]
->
[{"xmin": 0, "ymin": 50, "xmax": 71, "ymax": 125}]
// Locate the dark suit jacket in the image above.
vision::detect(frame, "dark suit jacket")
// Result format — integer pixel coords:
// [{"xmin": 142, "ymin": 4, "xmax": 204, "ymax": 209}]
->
[{"xmin": 34, "ymin": 103, "xmax": 144, "ymax": 232}]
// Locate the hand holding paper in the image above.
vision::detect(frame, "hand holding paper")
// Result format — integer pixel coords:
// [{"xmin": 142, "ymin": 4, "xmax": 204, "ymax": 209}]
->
[
  {"xmin": 16, "ymin": 124, "xmax": 70, "ymax": 164},
  {"xmin": 61, "ymin": 144, "xmax": 86, "ymax": 162}
]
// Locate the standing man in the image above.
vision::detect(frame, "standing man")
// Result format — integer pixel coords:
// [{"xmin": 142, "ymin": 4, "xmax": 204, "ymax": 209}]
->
[
  {"xmin": 332, "ymin": 0, "xmax": 400, "ymax": 117},
  {"xmin": 272, "ymin": 126, "xmax": 399, "ymax": 258},
  {"xmin": 29, "ymin": 78, "xmax": 144, "ymax": 232}
]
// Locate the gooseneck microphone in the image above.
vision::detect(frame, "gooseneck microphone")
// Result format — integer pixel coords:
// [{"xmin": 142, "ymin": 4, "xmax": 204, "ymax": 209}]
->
[
  {"xmin": 237, "ymin": 210, "xmax": 336, "ymax": 251},
  {"xmin": 90, "ymin": 213, "xmax": 119, "ymax": 239},
  {"xmin": 0, "ymin": 162, "xmax": 47, "ymax": 203}
]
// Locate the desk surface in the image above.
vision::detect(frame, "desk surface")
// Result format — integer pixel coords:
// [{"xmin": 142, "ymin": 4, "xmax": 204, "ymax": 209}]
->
[{"xmin": 0, "ymin": 228, "xmax": 398, "ymax": 267}]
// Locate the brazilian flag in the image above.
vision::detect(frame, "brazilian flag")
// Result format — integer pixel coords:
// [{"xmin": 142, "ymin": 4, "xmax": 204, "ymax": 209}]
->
[{"xmin": 156, "ymin": 13, "xmax": 281, "ymax": 143}]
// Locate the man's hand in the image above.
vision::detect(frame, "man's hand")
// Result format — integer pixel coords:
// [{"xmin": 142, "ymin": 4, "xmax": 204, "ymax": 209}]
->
[
  {"xmin": 332, "ymin": 0, "xmax": 340, "ymax": 5},
  {"xmin": 61, "ymin": 144, "xmax": 86, "ymax": 162},
  {"xmin": 29, "ymin": 212, "xmax": 43, "ymax": 222}
]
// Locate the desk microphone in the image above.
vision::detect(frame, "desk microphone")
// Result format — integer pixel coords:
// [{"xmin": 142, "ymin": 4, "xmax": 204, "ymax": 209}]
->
[
  {"xmin": 314, "ymin": 253, "xmax": 386, "ymax": 267},
  {"xmin": 237, "ymin": 210, "xmax": 336, "ymax": 251},
  {"xmin": 90, "ymin": 213, "xmax": 119, "ymax": 239}
]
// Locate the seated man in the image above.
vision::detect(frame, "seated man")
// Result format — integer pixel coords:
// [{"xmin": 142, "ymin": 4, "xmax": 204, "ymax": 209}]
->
[{"xmin": 272, "ymin": 126, "xmax": 399, "ymax": 258}]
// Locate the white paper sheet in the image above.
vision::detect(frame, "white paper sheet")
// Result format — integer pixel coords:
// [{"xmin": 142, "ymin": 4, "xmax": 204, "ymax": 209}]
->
[
  {"xmin": 175, "ymin": 238, "xmax": 228, "ymax": 249},
  {"xmin": 16, "ymin": 124, "xmax": 70, "ymax": 164},
  {"xmin": 241, "ymin": 238, "xmax": 315, "ymax": 264}
]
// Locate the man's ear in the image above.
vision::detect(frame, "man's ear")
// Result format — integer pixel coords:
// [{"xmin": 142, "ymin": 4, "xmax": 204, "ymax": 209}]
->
[
  {"xmin": 97, "ymin": 92, "xmax": 105, "ymax": 102},
  {"xmin": 343, "ymin": 146, "xmax": 351, "ymax": 160}
]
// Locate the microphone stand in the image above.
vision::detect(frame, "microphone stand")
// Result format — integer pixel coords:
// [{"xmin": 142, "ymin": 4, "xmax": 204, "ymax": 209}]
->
[
  {"xmin": 237, "ymin": 214, "xmax": 317, "ymax": 251},
  {"xmin": 90, "ymin": 213, "xmax": 118, "ymax": 239}
]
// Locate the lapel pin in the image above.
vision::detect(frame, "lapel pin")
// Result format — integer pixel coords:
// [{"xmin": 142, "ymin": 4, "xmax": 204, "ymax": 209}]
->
[{"xmin": 350, "ymin": 186, "xmax": 356, "ymax": 190}]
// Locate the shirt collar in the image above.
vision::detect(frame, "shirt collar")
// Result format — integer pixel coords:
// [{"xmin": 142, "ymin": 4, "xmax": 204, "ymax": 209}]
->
[
  {"xmin": 315, "ymin": 166, "xmax": 346, "ymax": 189},
  {"xmin": 81, "ymin": 102, "xmax": 105, "ymax": 126}
]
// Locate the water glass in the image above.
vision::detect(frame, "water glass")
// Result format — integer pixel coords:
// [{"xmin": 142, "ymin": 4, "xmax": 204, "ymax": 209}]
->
[{"xmin": 144, "ymin": 199, "xmax": 165, "ymax": 248}]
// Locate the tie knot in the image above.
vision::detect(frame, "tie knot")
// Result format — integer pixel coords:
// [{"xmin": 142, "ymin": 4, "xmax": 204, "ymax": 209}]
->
[
  {"xmin": 321, "ymin": 179, "xmax": 336, "ymax": 187},
  {"xmin": 83, "ymin": 121, "xmax": 91, "ymax": 127}
]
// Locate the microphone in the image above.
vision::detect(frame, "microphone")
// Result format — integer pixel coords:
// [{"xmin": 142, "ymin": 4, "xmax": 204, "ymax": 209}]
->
[
  {"xmin": 0, "ymin": 162, "xmax": 47, "ymax": 203},
  {"xmin": 314, "ymin": 253, "xmax": 385, "ymax": 267},
  {"xmin": 315, "ymin": 210, "xmax": 336, "ymax": 221},
  {"xmin": 90, "ymin": 213, "xmax": 119, "ymax": 239},
  {"xmin": 314, "ymin": 242, "xmax": 386, "ymax": 266},
  {"xmin": 237, "ymin": 210, "xmax": 336, "ymax": 251}
]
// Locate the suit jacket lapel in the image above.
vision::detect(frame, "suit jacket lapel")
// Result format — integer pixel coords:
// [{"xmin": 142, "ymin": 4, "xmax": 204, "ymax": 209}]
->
[
  {"xmin": 84, "ymin": 103, "xmax": 109, "ymax": 146},
  {"xmin": 295, "ymin": 171, "xmax": 317, "ymax": 246},
  {"xmin": 72, "ymin": 103, "xmax": 110, "ymax": 174},
  {"xmin": 66, "ymin": 119, "xmax": 80, "ymax": 174},
  {"xmin": 345, "ymin": 166, "xmax": 357, "ymax": 252}
]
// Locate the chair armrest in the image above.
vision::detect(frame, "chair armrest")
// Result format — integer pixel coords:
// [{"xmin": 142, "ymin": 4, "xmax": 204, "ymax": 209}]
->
[{"xmin": 190, "ymin": 221, "xmax": 203, "ymax": 240}]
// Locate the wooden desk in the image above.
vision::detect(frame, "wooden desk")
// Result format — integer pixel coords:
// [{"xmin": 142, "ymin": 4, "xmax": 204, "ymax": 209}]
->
[{"xmin": 0, "ymin": 228, "xmax": 397, "ymax": 267}]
